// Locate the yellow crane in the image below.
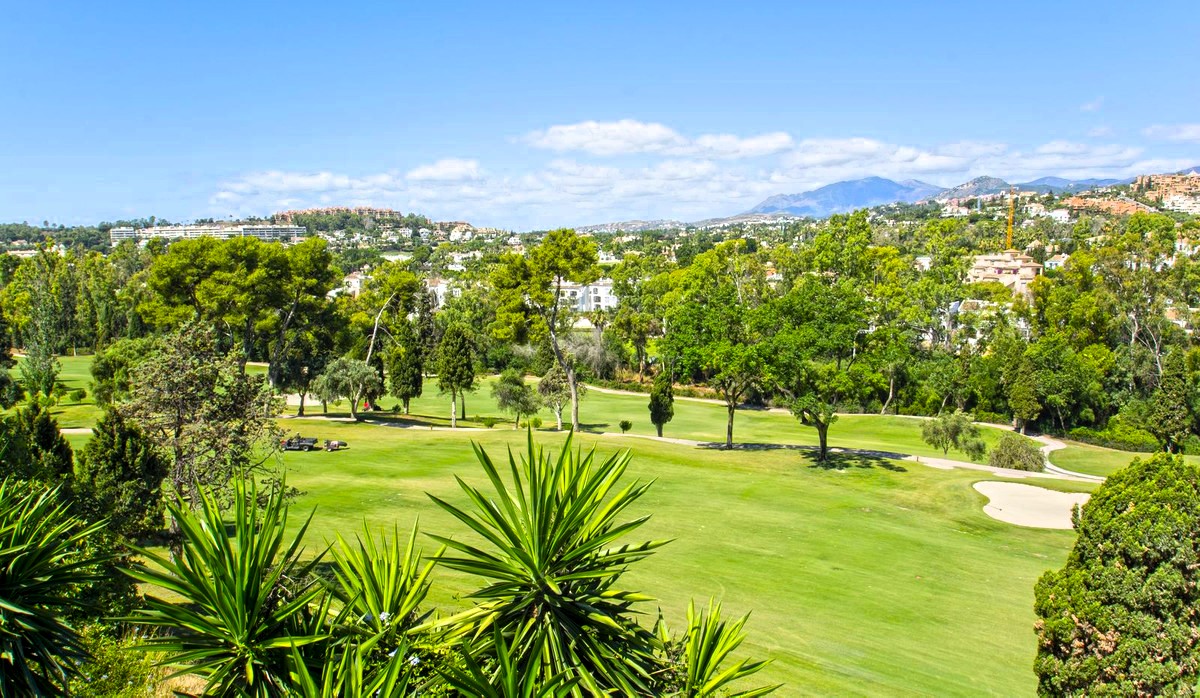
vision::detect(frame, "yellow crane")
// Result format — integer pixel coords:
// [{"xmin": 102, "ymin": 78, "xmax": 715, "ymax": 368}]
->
[{"xmin": 1006, "ymin": 185, "xmax": 1015, "ymax": 249}]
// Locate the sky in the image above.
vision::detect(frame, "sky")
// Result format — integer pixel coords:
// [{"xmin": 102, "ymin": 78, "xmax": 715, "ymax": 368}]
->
[{"xmin": 2, "ymin": 0, "xmax": 1199, "ymax": 231}]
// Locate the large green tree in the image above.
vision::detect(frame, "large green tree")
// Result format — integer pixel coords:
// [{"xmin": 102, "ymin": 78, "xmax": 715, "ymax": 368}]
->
[
  {"xmin": 74, "ymin": 407, "xmax": 169, "ymax": 539},
  {"xmin": 493, "ymin": 229, "xmax": 598, "ymax": 429},
  {"xmin": 1035, "ymin": 453, "xmax": 1200, "ymax": 695}
]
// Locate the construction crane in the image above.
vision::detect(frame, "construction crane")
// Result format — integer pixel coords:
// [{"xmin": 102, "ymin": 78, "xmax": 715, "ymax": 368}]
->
[{"xmin": 1006, "ymin": 185, "xmax": 1015, "ymax": 249}]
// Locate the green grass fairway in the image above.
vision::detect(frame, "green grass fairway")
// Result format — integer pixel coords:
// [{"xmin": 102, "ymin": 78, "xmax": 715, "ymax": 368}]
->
[
  {"xmin": 1049, "ymin": 442, "xmax": 1199, "ymax": 478},
  {"xmin": 277, "ymin": 422, "xmax": 1082, "ymax": 696}
]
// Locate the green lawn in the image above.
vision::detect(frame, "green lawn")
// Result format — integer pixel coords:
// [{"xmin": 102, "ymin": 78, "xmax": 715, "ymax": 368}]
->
[
  {"xmin": 277, "ymin": 423, "xmax": 1081, "ymax": 696},
  {"xmin": 22, "ymin": 356, "xmax": 1117, "ymax": 694},
  {"xmin": 1049, "ymin": 442, "xmax": 1200, "ymax": 478}
]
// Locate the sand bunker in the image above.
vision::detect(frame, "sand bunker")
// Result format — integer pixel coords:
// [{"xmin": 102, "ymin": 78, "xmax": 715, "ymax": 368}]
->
[{"xmin": 973, "ymin": 482, "xmax": 1090, "ymax": 530}]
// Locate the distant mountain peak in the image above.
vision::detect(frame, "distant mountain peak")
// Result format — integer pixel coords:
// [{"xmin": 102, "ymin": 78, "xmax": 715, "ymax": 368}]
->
[{"xmin": 747, "ymin": 177, "xmax": 944, "ymax": 218}]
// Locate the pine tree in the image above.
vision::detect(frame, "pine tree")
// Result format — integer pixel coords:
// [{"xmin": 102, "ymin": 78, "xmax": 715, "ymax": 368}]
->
[
  {"xmin": 74, "ymin": 408, "xmax": 168, "ymax": 538},
  {"xmin": 436, "ymin": 325, "xmax": 476, "ymax": 428},
  {"xmin": 387, "ymin": 322, "xmax": 423, "ymax": 415},
  {"xmin": 1148, "ymin": 351, "xmax": 1194, "ymax": 453},
  {"xmin": 648, "ymin": 368, "xmax": 674, "ymax": 437}
]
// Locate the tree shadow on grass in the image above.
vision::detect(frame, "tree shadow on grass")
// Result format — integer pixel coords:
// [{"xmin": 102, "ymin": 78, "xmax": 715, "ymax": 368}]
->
[{"xmin": 696, "ymin": 442, "xmax": 908, "ymax": 472}]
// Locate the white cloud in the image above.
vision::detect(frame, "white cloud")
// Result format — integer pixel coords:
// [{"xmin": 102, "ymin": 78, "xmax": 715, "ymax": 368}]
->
[
  {"xmin": 1143, "ymin": 123, "xmax": 1200, "ymax": 143},
  {"xmin": 1080, "ymin": 97, "xmax": 1104, "ymax": 112},
  {"xmin": 523, "ymin": 120, "xmax": 687, "ymax": 156},
  {"xmin": 1087, "ymin": 125, "xmax": 1114, "ymax": 138},
  {"xmin": 406, "ymin": 158, "xmax": 482, "ymax": 182},
  {"xmin": 522, "ymin": 119, "xmax": 792, "ymax": 159}
]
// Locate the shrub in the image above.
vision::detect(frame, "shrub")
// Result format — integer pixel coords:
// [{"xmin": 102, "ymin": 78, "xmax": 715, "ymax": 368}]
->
[
  {"xmin": 1035, "ymin": 454, "xmax": 1200, "ymax": 694},
  {"xmin": 480, "ymin": 417, "xmax": 498, "ymax": 429},
  {"xmin": 987, "ymin": 433, "xmax": 1044, "ymax": 471},
  {"xmin": 0, "ymin": 480, "xmax": 108, "ymax": 693},
  {"xmin": 530, "ymin": 416, "xmax": 543, "ymax": 430},
  {"xmin": 619, "ymin": 419, "xmax": 633, "ymax": 434},
  {"xmin": 68, "ymin": 388, "xmax": 86, "ymax": 403},
  {"xmin": 69, "ymin": 626, "xmax": 161, "ymax": 697},
  {"xmin": 1068, "ymin": 425, "xmax": 1158, "ymax": 452}
]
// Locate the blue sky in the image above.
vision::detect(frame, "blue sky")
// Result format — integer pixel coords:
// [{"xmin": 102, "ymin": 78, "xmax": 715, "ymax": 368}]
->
[{"xmin": 2, "ymin": 0, "xmax": 1198, "ymax": 230}]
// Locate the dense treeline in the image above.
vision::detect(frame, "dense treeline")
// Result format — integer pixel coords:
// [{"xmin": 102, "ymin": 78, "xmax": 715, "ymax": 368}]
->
[{"xmin": 3, "ymin": 209, "xmax": 1200, "ymax": 456}]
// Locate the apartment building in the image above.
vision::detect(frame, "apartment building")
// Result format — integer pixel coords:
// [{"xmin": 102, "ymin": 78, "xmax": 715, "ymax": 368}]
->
[
  {"xmin": 109, "ymin": 224, "xmax": 305, "ymax": 246},
  {"xmin": 967, "ymin": 250, "xmax": 1043, "ymax": 296}
]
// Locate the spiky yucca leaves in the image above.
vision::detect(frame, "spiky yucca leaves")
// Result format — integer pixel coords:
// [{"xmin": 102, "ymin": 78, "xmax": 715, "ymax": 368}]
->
[
  {"xmin": 0, "ymin": 479, "xmax": 107, "ymax": 696},
  {"xmin": 439, "ymin": 626, "xmax": 577, "ymax": 697},
  {"xmin": 663, "ymin": 600, "xmax": 779, "ymax": 697},
  {"xmin": 289, "ymin": 639, "xmax": 414, "ymax": 698},
  {"xmin": 329, "ymin": 523, "xmax": 434, "ymax": 644},
  {"xmin": 125, "ymin": 480, "xmax": 327, "ymax": 696},
  {"xmin": 428, "ymin": 432, "xmax": 667, "ymax": 695}
]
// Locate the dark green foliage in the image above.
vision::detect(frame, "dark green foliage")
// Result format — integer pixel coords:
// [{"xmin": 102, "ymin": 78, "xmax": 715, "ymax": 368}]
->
[
  {"xmin": 0, "ymin": 309, "xmax": 23, "ymax": 408},
  {"xmin": 4, "ymin": 401, "xmax": 74, "ymax": 484},
  {"xmin": 648, "ymin": 369, "xmax": 675, "ymax": 437},
  {"xmin": 89, "ymin": 337, "xmax": 155, "ymax": 405},
  {"xmin": 74, "ymin": 408, "xmax": 168, "ymax": 538},
  {"xmin": 619, "ymin": 419, "xmax": 633, "ymax": 433},
  {"xmin": 1035, "ymin": 453, "xmax": 1200, "ymax": 695},
  {"xmin": 987, "ymin": 433, "xmax": 1045, "ymax": 472},
  {"xmin": 1148, "ymin": 350, "xmax": 1196, "ymax": 453},
  {"xmin": 386, "ymin": 321, "xmax": 423, "ymax": 414},
  {"xmin": 0, "ymin": 479, "xmax": 108, "ymax": 695},
  {"xmin": 435, "ymin": 324, "xmax": 476, "ymax": 428}
]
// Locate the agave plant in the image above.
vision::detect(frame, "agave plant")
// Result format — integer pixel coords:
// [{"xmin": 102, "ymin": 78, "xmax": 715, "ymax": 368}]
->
[
  {"xmin": 124, "ymin": 480, "xmax": 327, "ymax": 696},
  {"xmin": 288, "ymin": 638, "xmax": 414, "ymax": 698},
  {"xmin": 662, "ymin": 600, "xmax": 779, "ymax": 697},
  {"xmin": 0, "ymin": 479, "xmax": 107, "ymax": 696},
  {"xmin": 427, "ymin": 432, "xmax": 668, "ymax": 695},
  {"xmin": 328, "ymin": 522, "xmax": 435, "ymax": 643}
]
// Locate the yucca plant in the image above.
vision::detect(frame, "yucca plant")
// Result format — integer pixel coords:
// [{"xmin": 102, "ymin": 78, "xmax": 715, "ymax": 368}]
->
[
  {"xmin": 439, "ymin": 626, "xmax": 577, "ymax": 697},
  {"xmin": 124, "ymin": 479, "xmax": 327, "ymax": 696},
  {"xmin": 288, "ymin": 637, "xmax": 414, "ymax": 698},
  {"xmin": 328, "ymin": 522, "xmax": 435, "ymax": 643},
  {"xmin": 0, "ymin": 478, "xmax": 107, "ymax": 696},
  {"xmin": 427, "ymin": 431, "xmax": 668, "ymax": 695},
  {"xmin": 660, "ymin": 600, "xmax": 779, "ymax": 697}
]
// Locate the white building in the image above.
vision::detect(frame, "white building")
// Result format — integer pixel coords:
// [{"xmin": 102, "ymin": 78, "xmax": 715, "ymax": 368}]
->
[
  {"xmin": 110, "ymin": 224, "xmax": 305, "ymax": 246},
  {"xmin": 1164, "ymin": 195, "xmax": 1200, "ymax": 215},
  {"xmin": 426, "ymin": 277, "xmax": 460, "ymax": 308},
  {"xmin": 941, "ymin": 205, "xmax": 969, "ymax": 218},
  {"xmin": 1043, "ymin": 253, "xmax": 1069, "ymax": 271},
  {"xmin": 558, "ymin": 278, "xmax": 619, "ymax": 313}
]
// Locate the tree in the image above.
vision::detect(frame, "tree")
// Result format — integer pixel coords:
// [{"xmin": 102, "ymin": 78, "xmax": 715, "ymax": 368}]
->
[
  {"xmin": 119, "ymin": 322, "xmax": 282, "ymax": 545},
  {"xmin": 1007, "ymin": 360, "xmax": 1042, "ymax": 434},
  {"xmin": 5, "ymin": 401, "xmax": 74, "ymax": 484},
  {"xmin": 89, "ymin": 336, "xmax": 156, "ymax": 405},
  {"xmin": 768, "ymin": 277, "xmax": 879, "ymax": 462},
  {"xmin": 920, "ymin": 410, "xmax": 987, "ymax": 460},
  {"xmin": 436, "ymin": 325, "xmax": 476, "ymax": 429},
  {"xmin": 0, "ymin": 480, "xmax": 108, "ymax": 695},
  {"xmin": 1147, "ymin": 350, "xmax": 1195, "ymax": 453},
  {"xmin": 0, "ymin": 308, "xmax": 23, "ymax": 408},
  {"xmin": 491, "ymin": 369, "xmax": 540, "ymax": 429},
  {"xmin": 648, "ymin": 368, "xmax": 674, "ymax": 437},
  {"xmin": 493, "ymin": 229, "xmax": 598, "ymax": 430},
  {"xmin": 386, "ymin": 321, "xmax": 423, "ymax": 415},
  {"xmin": 312, "ymin": 357, "xmax": 383, "ymax": 421},
  {"xmin": 662, "ymin": 241, "xmax": 768, "ymax": 449},
  {"xmin": 987, "ymin": 433, "xmax": 1044, "ymax": 472},
  {"xmin": 74, "ymin": 407, "xmax": 169, "ymax": 538},
  {"xmin": 16, "ymin": 249, "xmax": 63, "ymax": 398},
  {"xmin": 1035, "ymin": 453, "xmax": 1200, "ymax": 695},
  {"xmin": 538, "ymin": 364, "xmax": 581, "ymax": 431}
]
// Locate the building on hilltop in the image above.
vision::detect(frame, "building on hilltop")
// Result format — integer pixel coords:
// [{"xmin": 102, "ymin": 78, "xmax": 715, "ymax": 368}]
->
[
  {"xmin": 967, "ymin": 250, "xmax": 1043, "ymax": 297},
  {"xmin": 1132, "ymin": 172, "xmax": 1200, "ymax": 201},
  {"xmin": 1163, "ymin": 195, "xmax": 1200, "ymax": 215}
]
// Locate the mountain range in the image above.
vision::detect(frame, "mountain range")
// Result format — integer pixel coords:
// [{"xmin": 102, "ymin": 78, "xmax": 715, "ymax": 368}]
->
[{"xmin": 750, "ymin": 175, "xmax": 1129, "ymax": 216}]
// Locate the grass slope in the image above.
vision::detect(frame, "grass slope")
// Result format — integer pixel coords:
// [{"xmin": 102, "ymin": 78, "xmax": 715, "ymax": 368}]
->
[{"xmin": 280, "ymin": 423, "xmax": 1077, "ymax": 696}]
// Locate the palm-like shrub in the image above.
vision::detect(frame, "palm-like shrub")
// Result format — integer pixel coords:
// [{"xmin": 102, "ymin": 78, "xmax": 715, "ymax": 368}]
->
[
  {"xmin": 125, "ymin": 480, "xmax": 327, "ymax": 695},
  {"xmin": 428, "ymin": 432, "xmax": 668, "ymax": 694},
  {"xmin": 664, "ymin": 600, "xmax": 779, "ymax": 697},
  {"xmin": 0, "ymin": 479, "xmax": 107, "ymax": 695}
]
